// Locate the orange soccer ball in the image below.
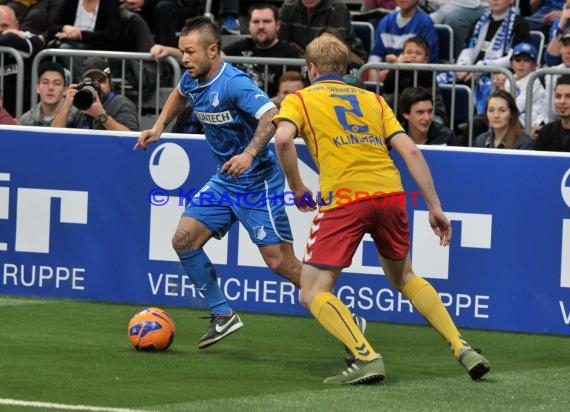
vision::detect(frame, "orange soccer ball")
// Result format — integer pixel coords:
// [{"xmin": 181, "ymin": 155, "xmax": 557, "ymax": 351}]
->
[{"xmin": 128, "ymin": 307, "xmax": 176, "ymax": 351}]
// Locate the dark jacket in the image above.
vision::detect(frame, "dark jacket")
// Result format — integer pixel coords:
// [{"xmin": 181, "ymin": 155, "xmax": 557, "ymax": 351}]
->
[
  {"xmin": 48, "ymin": 0, "xmax": 121, "ymax": 50},
  {"xmin": 473, "ymin": 129, "xmax": 535, "ymax": 150},
  {"xmin": 279, "ymin": 0, "xmax": 367, "ymax": 60},
  {"xmin": 0, "ymin": 31, "xmax": 44, "ymax": 116},
  {"xmin": 535, "ymin": 120, "xmax": 570, "ymax": 152}
]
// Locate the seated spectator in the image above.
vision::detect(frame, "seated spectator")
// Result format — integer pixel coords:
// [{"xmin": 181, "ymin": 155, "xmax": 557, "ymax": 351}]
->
[
  {"xmin": 20, "ymin": 61, "xmax": 68, "ymax": 126},
  {"xmin": 0, "ymin": 105, "xmax": 18, "ymax": 124},
  {"xmin": 278, "ymin": 0, "xmax": 366, "ymax": 60},
  {"xmin": 366, "ymin": 0, "xmax": 439, "ymax": 82},
  {"xmin": 494, "ymin": 42, "xmax": 546, "ymax": 127},
  {"xmin": 526, "ymin": 0, "xmax": 563, "ymax": 35},
  {"xmin": 428, "ymin": 0, "xmax": 488, "ymax": 58},
  {"xmin": 398, "ymin": 87, "xmax": 457, "ymax": 145},
  {"xmin": 115, "ymin": 7, "xmax": 158, "ymax": 101},
  {"xmin": 354, "ymin": 0, "xmax": 396, "ymax": 27},
  {"xmin": 0, "ymin": 4, "xmax": 44, "ymax": 116},
  {"xmin": 120, "ymin": 0, "xmax": 200, "ymax": 47},
  {"xmin": 535, "ymin": 74, "xmax": 570, "ymax": 151},
  {"xmin": 438, "ymin": 0, "xmax": 531, "ymax": 114},
  {"xmin": 51, "ymin": 57, "xmax": 140, "ymax": 131},
  {"xmin": 544, "ymin": 0, "xmax": 570, "ymax": 66},
  {"xmin": 0, "ymin": 0, "xmax": 63, "ymax": 37},
  {"xmin": 47, "ymin": 0, "xmax": 120, "ymax": 52},
  {"xmin": 271, "ymin": 70, "xmax": 305, "ymax": 108},
  {"xmin": 473, "ymin": 89, "xmax": 534, "ymax": 149},
  {"xmin": 223, "ymin": 3, "xmax": 300, "ymax": 97},
  {"xmin": 544, "ymin": 26, "xmax": 570, "ymax": 122},
  {"xmin": 382, "ymin": 36, "xmax": 448, "ymax": 124}
]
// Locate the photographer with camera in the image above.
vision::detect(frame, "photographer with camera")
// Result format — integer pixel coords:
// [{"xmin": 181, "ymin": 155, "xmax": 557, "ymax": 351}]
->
[{"xmin": 51, "ymin": 57, "xmax": 140, "ymax": 131}]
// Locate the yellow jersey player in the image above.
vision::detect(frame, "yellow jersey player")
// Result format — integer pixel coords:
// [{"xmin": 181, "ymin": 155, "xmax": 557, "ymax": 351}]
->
[{"xmin": 273, "ymin": 35, "xmax": 490, "ymax": 384}]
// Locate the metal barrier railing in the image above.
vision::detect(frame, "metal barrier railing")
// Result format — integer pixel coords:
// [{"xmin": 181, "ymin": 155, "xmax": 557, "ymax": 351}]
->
[
  {"xmin": 524, "ymin": 67, "xmax": 570, "ymax": 133},
  {"xmin": 0, "ymin": 46, "xmax": 25, "ymax": 118},
  {"xmin": 358, "ymin": 62, "xmax": 516, "ymax": 146},
  {"xmin": 222, "ymin": 55, "xmax": 306, "ymax": 93},
  {"xmin": 31, "ymin": 49, "xmax": 181, "ymax": 119}
]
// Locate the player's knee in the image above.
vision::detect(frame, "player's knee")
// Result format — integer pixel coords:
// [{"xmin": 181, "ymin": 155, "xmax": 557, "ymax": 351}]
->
[
  {"xmin": 171, "ymin": 230, "xmax": 192, "ymax": 254},
  {"xmin": 266, "ymin": 254, "xmax": 287, "ymax": 275}
]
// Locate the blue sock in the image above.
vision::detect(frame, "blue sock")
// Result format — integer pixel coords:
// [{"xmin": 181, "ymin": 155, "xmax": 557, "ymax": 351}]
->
[{"xmin": 178, "ymin": 249, "xmax": 232, "ymax": 316}]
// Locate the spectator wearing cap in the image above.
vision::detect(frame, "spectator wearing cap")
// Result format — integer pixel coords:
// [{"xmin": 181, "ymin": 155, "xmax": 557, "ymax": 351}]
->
[
  {"xmin": 437, "ymin": 0, "xmax": 531, "ymax": 115},
  {"xmin": 544, "ymin": 26, "xmax": 570, "ymax": 123},
  {"xmin": 51, "ymin": 57, "xmax": 140, "ymax": 131},
  {"xmin": 0, "ymin": 4, "xmax": 44, "ymax": 117},
  {"xmin": 20, "ymin": 61, "xmax": 69, "ymax": 127},
  {"xmin": 494, "ymin": 42, "xmax": 547, "ymax": 128}
]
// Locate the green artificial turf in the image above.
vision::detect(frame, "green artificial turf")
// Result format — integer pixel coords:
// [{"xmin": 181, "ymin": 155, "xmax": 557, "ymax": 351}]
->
[{"xmin": 0, "ymin": 295, "xmax": 569, "ymax": 411}]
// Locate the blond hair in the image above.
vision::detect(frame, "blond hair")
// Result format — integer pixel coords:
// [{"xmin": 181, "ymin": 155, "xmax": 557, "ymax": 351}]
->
[{"xmin": 305, "ymin": 36, "xmax": 349, "ymax": 76}]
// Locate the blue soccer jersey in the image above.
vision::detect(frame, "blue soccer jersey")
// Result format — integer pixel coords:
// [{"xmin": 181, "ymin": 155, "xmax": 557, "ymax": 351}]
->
[{"xmin": 178, "ymin": 62, "xmax": 277, "ymax": 181}]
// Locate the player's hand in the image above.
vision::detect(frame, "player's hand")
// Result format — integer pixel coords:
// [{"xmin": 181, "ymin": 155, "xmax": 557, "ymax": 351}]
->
[
  {"xmin": 293, "ymin": 186, "xmax": 317, "ymax": 212},
  {"xmin": 428, "ymin": 209, "xmax": 452, "ymax": 247},
  {"xmin": 220, "ymin": 152, "xmax": 254, "ymax": 177},
  {"xmin": 134, "ymin": 128, "xmax": 161, "ymax": 151}
]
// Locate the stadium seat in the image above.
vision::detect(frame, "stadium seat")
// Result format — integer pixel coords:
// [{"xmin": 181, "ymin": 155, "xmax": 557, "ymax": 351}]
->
[
  {"xmin": 351, "ymin": 21, "xmax": 375, "ymax": 54},
  {"xmin": 440, "ymin": 83, "xmax": 474, "ymax": 144},
  {"xmin": 434, "ymin": 24, "xmax": 454, "ymax": 64},
  {"xmin": 529, "ymin": 30, "xmax": 545, "ymax": 65}
]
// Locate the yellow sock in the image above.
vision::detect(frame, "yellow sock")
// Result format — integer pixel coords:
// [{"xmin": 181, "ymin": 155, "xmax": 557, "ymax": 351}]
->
[
  {"xmin": 402, "ymin": 276, "xmax": 470, "ymax": 358},
  {"xmin": 309, "ymin": 291, "xmax": 377, "ymax": 362}
]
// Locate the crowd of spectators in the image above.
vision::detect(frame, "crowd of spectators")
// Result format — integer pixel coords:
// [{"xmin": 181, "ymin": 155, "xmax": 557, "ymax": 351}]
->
[{"xmin": 0, "ymin": 0, "xmax": 569, "ymax": 151}]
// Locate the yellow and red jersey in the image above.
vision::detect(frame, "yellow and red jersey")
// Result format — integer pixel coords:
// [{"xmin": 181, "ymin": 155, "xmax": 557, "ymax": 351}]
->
[{"xmin": 274, "ymin": 74, "xmax": 405, "ymax": 211}]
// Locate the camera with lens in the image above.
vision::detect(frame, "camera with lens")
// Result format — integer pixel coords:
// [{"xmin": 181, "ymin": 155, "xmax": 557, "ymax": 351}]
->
[{"xmin": 73, "ymin": 77, "xmax": 102, "ymax": 110}]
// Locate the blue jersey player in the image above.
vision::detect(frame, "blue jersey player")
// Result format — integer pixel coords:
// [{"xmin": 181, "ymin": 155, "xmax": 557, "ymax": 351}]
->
[{"xmin": 135, "ymin": 16, "xmax": 304, "ymax": 349}]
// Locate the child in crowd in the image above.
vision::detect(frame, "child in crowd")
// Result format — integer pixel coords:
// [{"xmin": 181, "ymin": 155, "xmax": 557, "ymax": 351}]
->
[
  {"xmin": 494, "ymin": 43, "xmax": 546, "ymax": 128},
  {"xmin": 383, "ymin": 36, "xmax": 448, "ymax": 125}
]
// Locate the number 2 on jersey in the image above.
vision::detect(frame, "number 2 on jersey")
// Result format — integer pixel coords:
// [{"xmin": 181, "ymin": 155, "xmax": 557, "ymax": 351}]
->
[{"xmin": 331, "ymin": 94, "xmax": 369, "ymax": 133}]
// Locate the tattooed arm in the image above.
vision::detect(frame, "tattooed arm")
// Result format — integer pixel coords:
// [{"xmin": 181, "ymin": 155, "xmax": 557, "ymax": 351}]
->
[{"xmin": 220, "ymin": 107, "xmax": 279, "ymax": 177}]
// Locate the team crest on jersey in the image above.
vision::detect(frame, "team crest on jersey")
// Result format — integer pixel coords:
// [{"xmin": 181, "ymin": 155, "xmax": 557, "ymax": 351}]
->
[
  {"xmin": 210, "ymin": 92, "xmax": 220, "ymax": 107},
  {"xmin": 253, "ymin": 225, "xmax": 267, "ymax": 240}
]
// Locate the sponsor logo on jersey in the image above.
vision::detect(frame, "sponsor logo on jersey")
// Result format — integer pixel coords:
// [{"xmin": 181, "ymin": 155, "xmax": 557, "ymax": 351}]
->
[{"xmin": 194, "ymin": 110, "xmax": 234, "ymax": 124}]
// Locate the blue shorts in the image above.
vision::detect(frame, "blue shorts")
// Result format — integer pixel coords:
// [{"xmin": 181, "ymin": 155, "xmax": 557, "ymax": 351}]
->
[{"xmin": 182, "ymin": 164, "xmax": 293, "ymax": 247}]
